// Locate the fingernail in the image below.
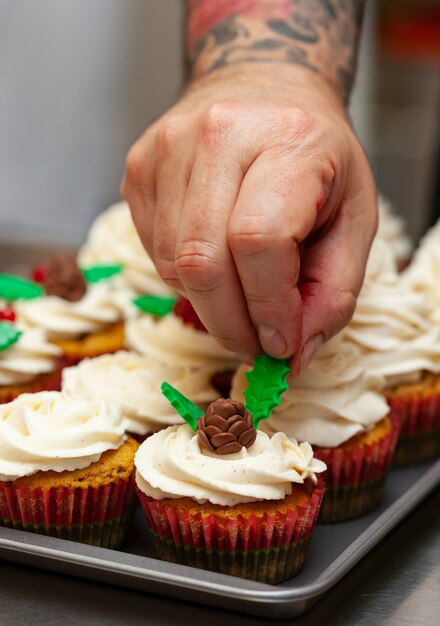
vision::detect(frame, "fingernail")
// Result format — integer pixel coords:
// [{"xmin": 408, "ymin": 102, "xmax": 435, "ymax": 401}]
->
[
  {"xmin": 301, "ymin": 334, "xmax": 324, "ymax": 371},
  {"xmin": 258, "ymin": 324, "xmax": 286, "ymax": 357}
]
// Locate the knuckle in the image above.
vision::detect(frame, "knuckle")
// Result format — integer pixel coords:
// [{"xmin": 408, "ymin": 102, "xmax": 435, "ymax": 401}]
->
[
  {"xmin": 154, "ymin": 258, "xmax": 180, "ymax": 288},
  {"xmin": 332, "ymin": 288, "xmax": 357, "ymax": 330},
  {"xmin": 200, "ymin": 103, "xmax": 236, "ymax": 149},
  {"xmin": 282, "ymin": 107, "xmax": 316, "ymax": 138},
  {"xmin": 156, "ymin": 118, "xmax": 183, "ymax": 158},
  {"xmin": 175, "ymin": 239, "xmax": 223, "ymax": 292},
  {"xmin": 124, "ymin": 144, "xmax": 146, "ymax": 188},
  {"xmin": 228, "ymin": 220, "xmax": 278, "ymax": 257}
]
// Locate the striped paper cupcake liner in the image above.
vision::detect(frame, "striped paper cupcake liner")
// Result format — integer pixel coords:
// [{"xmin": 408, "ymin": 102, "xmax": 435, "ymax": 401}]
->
[
  {"xmin": 0, "ymin": 475, "xmax": 136, "ymax": 549},
  {"xmin": 136, "ymin": 478, "xmax": 324, "ymax": 584},
  {"xmin": 313, "ymin": 414, "xmax": 401, "ymax": 522},
  {"xmin": 386, "ymin": 393, "xmax": 440, "ymax": 465},
  {"xmin": 0, "ymin": 368, "xmax": 62, "ymax": 404}
]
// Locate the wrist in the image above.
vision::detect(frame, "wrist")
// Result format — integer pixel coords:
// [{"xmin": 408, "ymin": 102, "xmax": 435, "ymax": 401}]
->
[{"xmin": 185, "ymin": 63, "xmax": 349, "ymax": 118}]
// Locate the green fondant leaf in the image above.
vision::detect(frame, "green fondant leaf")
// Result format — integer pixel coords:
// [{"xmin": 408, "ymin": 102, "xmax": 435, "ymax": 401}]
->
[
  {"xmin": 0, "ymin": 274, "xmax": 44, "ymax": 301},
  {"xmin": 0, "ymin": 322, "xmax": 22, "ymax": 351},
  {"xmin": 133, "ymin": 295, "xmax": 176, "ymax": 317},
  {"xmin": 82, "ymin": 264, "xmax": 123, "ymax": 283},
  {"xmin": 161, "ymin": 382, "xmax": 204, "ymax": 431},
  {"xmin": 244, "ymin": 354, "xmax": 290, "ymax": 429}
]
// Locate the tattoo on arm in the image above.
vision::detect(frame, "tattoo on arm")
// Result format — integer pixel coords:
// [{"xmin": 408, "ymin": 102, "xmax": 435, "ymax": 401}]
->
[{"xmin": 186, "ymin": 0, "xmax": 366, "ymax": 102}]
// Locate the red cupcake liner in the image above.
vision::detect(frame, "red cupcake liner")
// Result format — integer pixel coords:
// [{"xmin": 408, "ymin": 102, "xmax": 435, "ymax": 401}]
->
[
  {"xmin": 386, "ymin": 392, "xmax": 440, "ymax": 465},
  {"xmin": 57, "ymin": 354, "xmax": 83, "ymax": 369},
  {"xmin": 313, "ymin": 414, "xmax": 401, "ymax": 487},
  {"xmin": 0, "ymin": 475, "xmax": 136, "ymax": 549},
  {"xmin": 0, "ymin": 367, "xmax": 62, "ymax": 404},
  {"xmin": 387, "ymin": 392, "xmax": 440, "ymax": 436},
  {"xmin": 135, "ymin": 478, "xmax": 324, "ymax": 583},
  {"xmin": 313, "ymin": 414, "xmax": 401, "ymax": 522}
]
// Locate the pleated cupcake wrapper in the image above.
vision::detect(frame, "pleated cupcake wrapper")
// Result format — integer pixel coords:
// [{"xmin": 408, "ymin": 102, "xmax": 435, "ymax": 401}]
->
[
  {"xmin": 137, "ymin": 482, "xmax": 324, "ymax": 552},
  {"xmin": 313, "ymin": 414, "xmax": 401, "ymax": 522},
  {"xmin": 313, "ymin": 414, "xmax": 401, "ymax": 487},
  {"xmin": 136, "ymin": 481, "xmax": 324, "ymax": 583},
  {"xmin": 0, "ymin": 368, "xmax": 62, "ymax": 404},
  {"xmin": 57, "ymin": 354, "xmax": 83, "ymax": 369},
  {"xmin": 386, "ymin": 392, "xmax": 440, "ymax": 436},
  {"xmin": 386, "ymin": 393, "xmax": 440, "ymax": 465},
  {"xmin": 0, "ymin": 475, "xmax": 136, "ymax": 548}
]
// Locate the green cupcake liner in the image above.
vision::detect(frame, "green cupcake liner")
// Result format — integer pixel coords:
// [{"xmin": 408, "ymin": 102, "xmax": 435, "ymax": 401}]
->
[
  {"xmin": 152, "ymin": 533, "xmax": 311, "ymax": 584},
  {"xmin": 0, "ymin": 509, "xmax": 134, "ymax": 549}
]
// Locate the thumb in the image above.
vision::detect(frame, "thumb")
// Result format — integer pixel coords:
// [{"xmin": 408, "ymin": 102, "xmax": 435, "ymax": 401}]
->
[{"xmin": 298, "ymin": 190, "xmax": 377, "ymax": 370}]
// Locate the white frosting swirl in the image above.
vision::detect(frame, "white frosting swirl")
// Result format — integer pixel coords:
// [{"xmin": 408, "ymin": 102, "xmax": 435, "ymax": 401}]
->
[
  {"xmin": 344, "ymin": 239, "xmax": 440, "ymax": 386},
  {"xmin": 62, "ymin": 351, "xmax": 221, "ymax": 435},
  {"xmin": 135, "ymin": 424, "xmax": 326, "ymax": 506},
  {"xmin": 402, "ymin": 219, "xmax": 440, "ymax": 322},
  {"xmin": 231, "ymin": 335, "xmax": 389, "ymax": 448},
  {"xmin": 376, "ymin": 195, "xmax": 412, "ymax": 267},
  {"xmin": 16, "ymin": 279, "xmax": 134, "ymax": 341},
  {"xmin": 79, "ymin": 201, "xmax": 175, "ymax": 296},
  {"xmin": 0, "ymin": 391, "xmax": 126, "ymax": 481},
  {"xmin": 125, "ymin": 314, "xmax": 239, "ymax": 370},
  {"xmin": 0, "ymin": 328, "xmax": 61, "ymax": 386}
]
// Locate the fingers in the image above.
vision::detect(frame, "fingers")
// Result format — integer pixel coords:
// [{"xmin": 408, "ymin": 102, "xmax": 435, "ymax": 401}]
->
[
  {"xmin": 299, "ymin": 177, "xmax": 377, "ymax": 369},
  {"xmin": 120, "ymin": 127, "xmax": 157, "ymax": 260},
  {"xmin": 175, "ymin": 111, "xmax": 260, "ymax": 355},
  {"xmin": 152, "ymin": 121, "xmax": 195, "ymax": 295},
  {"xmin": 122, "ymin": 118, "xmax": 196, "ymax": 295},
  {"xmin": 228, "ymin": 152, "xmax": 334, "ymax": 359}
]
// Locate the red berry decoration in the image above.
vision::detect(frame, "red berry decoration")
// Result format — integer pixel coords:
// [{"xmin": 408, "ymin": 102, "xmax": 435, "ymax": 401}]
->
[
  {"xmin": 31, "ymin": 263, "xmax": 48, "ymax": 284},
  {"xmin": 0, "ymin": 305, "xmax": 16, "ymax": 322},
  {"xmin": 173, "ymin": 298, "xmax": 207, "ymax": 332}
]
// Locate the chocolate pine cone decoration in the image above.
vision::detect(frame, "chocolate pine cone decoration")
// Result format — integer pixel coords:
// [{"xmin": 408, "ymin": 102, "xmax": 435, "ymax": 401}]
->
[
  {"xmin": 196, "ymin": 399, "xmax": 257, "ymax": 455},
  {"xmin": 44, "ymin": 251, "xmax": 87, "ymax": 302}
]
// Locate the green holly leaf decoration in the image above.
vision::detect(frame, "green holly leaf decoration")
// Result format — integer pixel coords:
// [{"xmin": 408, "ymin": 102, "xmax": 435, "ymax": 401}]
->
[
  {"xmin": 244, "ymin": 354, "xmax": 290, "ymax": 429},
  {"xmin": 82, "ymin": 264, "xmax": 123, "ymax": 284},
  {"xmin": 0, "ymin": 322, "xmax": 22, "ymax": 352},
  {"xmin": 0, "ymin": 274, "xmax": 44, "ymax": 301},
  {"xmin": 133, "ymin": 295, "xmax": 176, "ymax": 317},
  {"xmin": 161, "ymin": 382, "xmax": 204, "ymax": 431}
]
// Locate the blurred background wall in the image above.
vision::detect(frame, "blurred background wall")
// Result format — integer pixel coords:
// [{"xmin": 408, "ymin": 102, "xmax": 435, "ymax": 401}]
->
[
  {"xmin": 0, "ymin": 0, "xmax": 439, "ymax": 246},
  {"xmin": 0, "ymin": 0, "xmax": 183, "ymax": 245}
]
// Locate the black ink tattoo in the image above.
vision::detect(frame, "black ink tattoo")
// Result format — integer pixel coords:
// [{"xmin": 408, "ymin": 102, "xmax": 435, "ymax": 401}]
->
[{"xmin": 187, "ymin": 0, "xmax": 366, "ymax": 102}]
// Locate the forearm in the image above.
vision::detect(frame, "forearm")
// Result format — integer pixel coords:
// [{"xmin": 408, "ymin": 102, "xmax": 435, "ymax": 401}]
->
[{"xmin": 186, "ymin": 0, "xmax": 365, "ymax": 104}]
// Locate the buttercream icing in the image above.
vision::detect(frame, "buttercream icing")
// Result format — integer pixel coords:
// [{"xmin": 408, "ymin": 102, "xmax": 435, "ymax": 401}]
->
[
  {"xmin": 135, "ymin": 424, "xmax": 326, "ymax": 506},
  {"xmin": 0, "ymin": 328, "xmax": 61, "ymax": 386},
  {"xmin": 79, "ymin": 201, "xmax": 175, "ymax": 295},
  {"xmin": 125, "ymin": 313, "xmax": 239, "ymax": 370},
  {"xmin": 231, "ymin": 334, "xmax": 390, "ymax": 448},
  {"xmin": 62, "ymin": 351, "xmax": 221, "ymax": 435},
  {"xmin": 0, "ymin": 390, "xmax": 126, "ymax": 481},
  {"xmin": 16, "ymin": 279, "xmax": 134, "ymax": 341}
]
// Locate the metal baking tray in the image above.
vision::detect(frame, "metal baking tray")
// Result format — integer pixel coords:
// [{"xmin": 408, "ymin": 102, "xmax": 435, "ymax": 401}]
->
[
  {"xmin": 1, "ymin": 242, "xmax": 440, "ymax": 619},
  {"xmin": 0, "ymin": 460, "xmax": 438, "ymax": 620}
]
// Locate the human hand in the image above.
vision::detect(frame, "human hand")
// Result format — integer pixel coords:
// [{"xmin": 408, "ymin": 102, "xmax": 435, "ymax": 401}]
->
[{"xmin": 121, "ymin": 66, "xmax": 377, "ymax": 371}]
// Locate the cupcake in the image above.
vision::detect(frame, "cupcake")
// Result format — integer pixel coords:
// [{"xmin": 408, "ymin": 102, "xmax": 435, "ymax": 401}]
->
[
  {"xmin": 376, "ymin": 194, "xmax": 413, "ymax": 271},
  {"xmin": 78, "ymin": 200, "xmax": 175, "ymax": 296},
  {"xmin": 231, "ymin": 335, "xmax": 399, "ymax": 522},
  {"xmin": 402, "ymin": 218, "xmax": 440, "ymax": 322},
  {"xmin": 16, "ymin": 252, "xmax": 134, "ymax": 367},
  {"xmin": 0, "ymin": 322, "xmax": 62, "ymax": 403},
  {"xmin": 0, "ymin": 391, "xmax": 138, "ymax": 548},
  {"xmin": 344, "ymin": 239, "xmax": 440, "ymax": 465},
  {"xmin": 125, "ymin": 298, "xmax": 239, "ymax": 396},
  {"xmin": 62, "ymin": 350, "xmax": 223, "ymax": 440},
  {"xmin": 135, "ymin": 394, "xmax": 325, "ymax": 583}
]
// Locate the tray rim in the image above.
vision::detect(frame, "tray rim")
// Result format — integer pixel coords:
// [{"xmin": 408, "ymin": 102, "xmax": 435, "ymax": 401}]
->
[{"xmin": 0, "ymin": 459, "xmax": 439, "ymax": 618}]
